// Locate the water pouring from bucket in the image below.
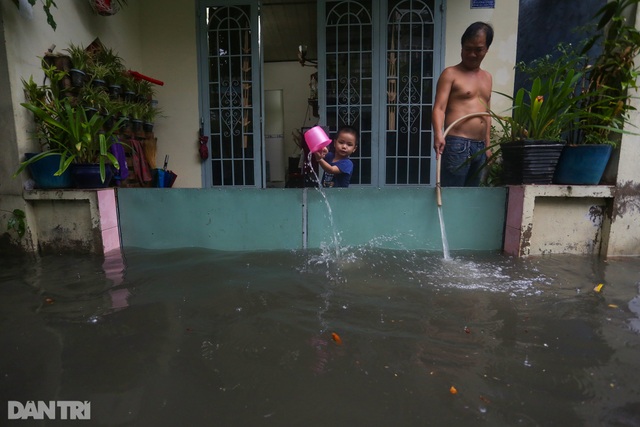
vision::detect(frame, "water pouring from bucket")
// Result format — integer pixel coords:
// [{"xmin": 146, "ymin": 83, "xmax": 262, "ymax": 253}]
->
[
  {"xmin": 303, "ymin": 126, "xmax": 341, "ymax": 259},
  {"xmin": 437, "ymin": 112, "xmax": 491, "ymax": 261}
]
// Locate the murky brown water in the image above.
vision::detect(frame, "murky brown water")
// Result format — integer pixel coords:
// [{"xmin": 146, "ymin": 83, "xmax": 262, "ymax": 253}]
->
[{"xmin": 1, "ymin": 248, "xmax": 639, "ymax": 426}]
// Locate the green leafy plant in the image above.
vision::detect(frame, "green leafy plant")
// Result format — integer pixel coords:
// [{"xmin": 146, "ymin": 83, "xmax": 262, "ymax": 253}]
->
[
  {"xmin": 79, "ymin": 84, "xmax": 110, "ymax": 112},
  {"xmin": 133, "ymin": 79, "xmax": 155, "ymax": 102},
  {"xmin": 492, "ymin": 67, "xmax": 584, "ymax": 142},
  {"xmin": 16, "ymin": 96, "xmax": 125, "ymax": 183},
  {"xmin": 65, "ymin": 43, "xmax": 90, "ymax": 71},
  {"xmin": 21, "ymin": 75, "xmax": 47, "ymax": 110},
  {"xmin": 87, "ymin": 62, "xmax": 111, "ymax": 83},
  {"xmin": 3, "ymin": 209, "xmax": 26, "ymax": 238},
  {"xmin": 128, "ymin": 101, "xmax": 147, "ymax": 121},
  {"xmin": 20, "ymin": 61, "xmax": 70, "ymax": 150},
  {"xmin": 120, "ymin": 72, "xmax": 136, "ymax": 94},
  {"xmin": 495, "ymin": 41, "xmax": 633, "ymax": 146},
  {"xmin": 578, "ymin": 0, "xmax": 640, "ymax": 145},
  {"xmin": 142, "ymin": 103, "xmax": 164, "ymax": 124},
  {"xmin": 96, "ymin": 47, "xmax": 125, "ymax": 73},
  {"xmin": 12, "ymin": 0, "xmax": 57, "ymax": 30}
]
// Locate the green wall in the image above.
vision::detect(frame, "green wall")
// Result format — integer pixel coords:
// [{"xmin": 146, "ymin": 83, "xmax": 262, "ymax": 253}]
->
[{"xmin": 117, "ymin": 188, "xmax": 507, "ymax": 252}]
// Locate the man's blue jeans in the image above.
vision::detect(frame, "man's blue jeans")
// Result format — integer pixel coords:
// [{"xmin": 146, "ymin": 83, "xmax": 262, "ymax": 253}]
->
[{"xmin": 440, "ymin": 136, "xmax": 486, "ymax": 187}]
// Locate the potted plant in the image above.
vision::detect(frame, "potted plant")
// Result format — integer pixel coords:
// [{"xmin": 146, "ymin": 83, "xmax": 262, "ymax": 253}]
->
[
  {"xmin": 87, "ymin": 62, "xmax": 111, "ymax": 88},
  {"xmin": 95, "ymin": 46, "xmax": 125, "ymax": 72},
  {"xmin": 16, "ymin": 93, "xmax": 125, "ymax": 187},
  {"xmin": 108, "ymin": 70, "xmax": 126, "ymax": 100},
  {"xmin": 89, "ymin": 0, "xmax": 128, "ymax": 16},
  {"xmin": 491, "ymin": 64, "xmax": 584, "ymax": 185},
  {"xmin": 553, "ymin": 0, "xmax": 640, "ymax": 184},
  {"xmin": 128, "ymin": 101, "xmax": 146, "ymax": 134},
  {"xmin": 121, "ymin": 73, "xmax": 137, "ymax": 102},
  {"xmin": 142, "ymin": 102, "xmax": 163, "ymax": 133},
  {"xmin": 78, "ymin": 84, "xmax": 110, "ymax": 119},
  {"xmin": 94, "ymin": 47, "xmax": 127, "ymax": 98},
  {"xmin": 15, "ymin": 44, "xmax": 136, "ymax": 188},
  {"xmin": 133, "ymin": 78, "xmax": 155, "ymax": 103},
  {"xmin": 12, "ymin": 0, "xmax": 58, "ymax": 31},
  {"xmin": 17, "ymin": 65, "xmax": 74, "ymax": 188},
  {"xmin": 65, "ymin": 44, "xmax": 90, "ymax": 88},
  {"xmin": 116, "ymin": 101, "xmax": 132, "ymax": 133}
]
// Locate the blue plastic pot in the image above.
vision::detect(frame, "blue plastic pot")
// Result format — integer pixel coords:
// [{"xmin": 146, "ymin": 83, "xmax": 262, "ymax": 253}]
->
[
  {"xmin": 553, "ymin": 144, "xmax": 613, "ymax": 185},
  {"xmin": 25, "ymin": 153, "xmax": 73, "ymax": 189}
]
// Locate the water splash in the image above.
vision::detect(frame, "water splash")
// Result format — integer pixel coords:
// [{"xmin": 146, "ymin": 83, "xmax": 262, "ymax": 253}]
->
[
  {"xmin": 304, "ymin": 152, "xmax": 347, "ymax": 335},
  {"xmin": 437, "ymin": 206, "xmax": 451, "ymax": 261},
  {"xmin": 307, "ymin": 152, "xmax": 341, "ymax": 259}
]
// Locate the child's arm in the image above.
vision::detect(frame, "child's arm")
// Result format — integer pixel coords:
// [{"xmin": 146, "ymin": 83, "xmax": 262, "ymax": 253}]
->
[
  {"xmin": 317, "ymin": 157, "xmax": 342, "ymax": 174},
  {"xmin": 314, "ymin": 149, "xmax": 342, "ymax": 174}
]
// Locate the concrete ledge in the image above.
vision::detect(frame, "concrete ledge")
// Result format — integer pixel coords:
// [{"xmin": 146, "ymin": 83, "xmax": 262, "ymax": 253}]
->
[
  {"xmin": 504, "ymin": 185, "xmax": 616, "ymax": 257},
  {"xmin": 23, "ymin": 189, "xmax": 120, "ymax": 255}
]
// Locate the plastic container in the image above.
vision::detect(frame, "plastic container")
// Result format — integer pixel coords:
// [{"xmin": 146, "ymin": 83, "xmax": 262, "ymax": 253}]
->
[
  {"xmin": 553, "ymin": 144, "xmax": 613, "ymax": 185},
  {"xmin": 304, "ymin": 126, "xmax": 332, "ymax": 153}
]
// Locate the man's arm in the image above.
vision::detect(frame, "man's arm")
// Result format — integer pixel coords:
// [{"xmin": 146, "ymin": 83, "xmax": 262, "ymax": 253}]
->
[{"xmin": 432, "ymin": 68, "xmax": 454, "ymax": 159}]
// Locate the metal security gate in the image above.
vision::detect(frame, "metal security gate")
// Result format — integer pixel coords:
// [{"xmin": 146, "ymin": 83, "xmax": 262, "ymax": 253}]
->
[
  {"xmin": 385, "ymin": 0, "xmax": 437, "ymax": 185},
  {"xmin": 324, "ymin": 0, "xmax": 375, "ymax": 185},
  {"xmin": 320, "ymin": 0, "xmax": 440, "ymax": 186},
  {"xmin": 198, "ymin": 1, "xmax": 262, "ymax": 187}
]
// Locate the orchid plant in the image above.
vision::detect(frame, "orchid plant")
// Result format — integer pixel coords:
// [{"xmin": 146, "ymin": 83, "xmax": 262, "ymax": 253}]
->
[{"xmin": 492, "ymin": 68, "xmax": 583, "ymax": 142}]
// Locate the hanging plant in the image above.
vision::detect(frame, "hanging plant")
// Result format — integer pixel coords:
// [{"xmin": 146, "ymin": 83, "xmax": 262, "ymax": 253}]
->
[
  {"xmin": 12, "ymin": 0, "xmax": 58, "ymax": 31},
  {"xmin": 88, "ymin": 0, "xmax": 128, "ymax": 16}
]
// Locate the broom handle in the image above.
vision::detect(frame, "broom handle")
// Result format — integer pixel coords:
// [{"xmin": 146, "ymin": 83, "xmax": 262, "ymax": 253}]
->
[{"xmin": 436, "ymin": 112, "xmax": 491, "ymax": 206}]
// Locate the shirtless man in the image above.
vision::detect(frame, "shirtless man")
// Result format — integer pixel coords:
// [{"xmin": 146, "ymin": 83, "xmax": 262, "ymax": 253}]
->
[{"xmin": 432, "ymin": 22, "xmax": 493, "ymax": 187}]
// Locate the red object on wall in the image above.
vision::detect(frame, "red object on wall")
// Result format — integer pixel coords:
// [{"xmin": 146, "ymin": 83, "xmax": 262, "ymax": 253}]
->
[
  {"xmin": 128, "ymin": 70, "xmax": 165, "ymax": 86},
  {"xmin": 199, "ymin": 136, "xmax": 209, "ymax": 161}
]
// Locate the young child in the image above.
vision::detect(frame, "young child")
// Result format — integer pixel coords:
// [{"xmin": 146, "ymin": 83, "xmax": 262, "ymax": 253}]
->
[{"xmin": 314, "ymin": 126, "xmax": 358, "ymax": 188}]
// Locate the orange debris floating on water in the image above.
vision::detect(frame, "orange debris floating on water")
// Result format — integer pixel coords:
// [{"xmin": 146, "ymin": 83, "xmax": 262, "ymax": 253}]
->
[
  {"xmin": 331, "ymin": 332, "xmax": 343, "ymax": 345},
  {"xmin": 449, "ymin": 386, "xmax": 458, "ymax": 395}
]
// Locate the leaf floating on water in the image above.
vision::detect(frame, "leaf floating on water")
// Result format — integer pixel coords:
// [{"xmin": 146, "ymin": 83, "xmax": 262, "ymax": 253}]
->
[
  {"xmin": 449, "ymin": 386, "xmax": 458, "ymax": 395},
  {"xmin": 608, "ymin": 304, "xmax": 618, "ymax": 308},
  {"xmin": 464, "ymin": 326, "xmax": 471, "ymax": 334},
  {"xmin": 331, "ymin": 332, "xmax": 343, "ymax": 345},
  {"xmin": 594, "ymin": 283, "xmax": 604, "ymax": 293},
  {"xmin": 44, "ymin": 297, "xmax": 54, "ymax": 304}
]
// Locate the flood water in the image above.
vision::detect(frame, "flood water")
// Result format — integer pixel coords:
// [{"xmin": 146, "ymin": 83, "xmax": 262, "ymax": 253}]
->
[{"xmin": 1, "ymin": 247, "xmax": 640, "ymax": 426}]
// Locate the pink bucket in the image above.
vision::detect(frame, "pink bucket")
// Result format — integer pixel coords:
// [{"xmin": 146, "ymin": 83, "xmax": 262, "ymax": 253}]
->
[{"xmin": 304, "ymin": 126, "xmax": 332, "ymax": 153}]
